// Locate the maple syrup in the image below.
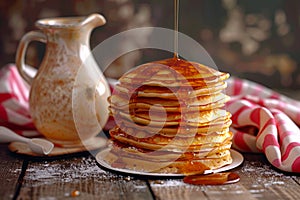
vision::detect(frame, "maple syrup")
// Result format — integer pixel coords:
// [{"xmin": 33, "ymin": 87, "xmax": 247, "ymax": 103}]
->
[
  {"xmin": 183, "ymin": 172, "xmax": 240, "ymax": 185},
  {"xmin": 106, "ymin": 0, "xmax": 235, "ymax": 175},
  {"xmin": 111, "ymin": 157, "xmax": 126, "ymax": 168},
  {"xmin": 174, "ymin": 0, "xmax": 179, "ymax": 58}
]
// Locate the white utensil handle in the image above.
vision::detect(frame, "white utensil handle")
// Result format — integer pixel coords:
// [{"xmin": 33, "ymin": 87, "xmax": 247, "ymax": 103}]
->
[{"xmin": 0, "ymin": 126, "xmax": 29, "ymax": 143}]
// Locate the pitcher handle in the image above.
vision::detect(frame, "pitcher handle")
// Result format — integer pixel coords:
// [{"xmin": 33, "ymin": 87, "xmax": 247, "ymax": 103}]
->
[{"xmin": 15, "ymin": 31, "xmax": 47, "ymax": 85}]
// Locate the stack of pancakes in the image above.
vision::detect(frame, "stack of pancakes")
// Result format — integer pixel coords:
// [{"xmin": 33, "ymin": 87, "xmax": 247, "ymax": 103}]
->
[{"xmin": 104, "ymin": 58, "xmax": 233, "ymax": 174}]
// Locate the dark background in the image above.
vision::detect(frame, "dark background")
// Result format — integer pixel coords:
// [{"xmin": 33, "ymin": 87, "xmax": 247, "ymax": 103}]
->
[{"xmin": 1, "ymin": 0, "xmax": 300, "ymax": 89}]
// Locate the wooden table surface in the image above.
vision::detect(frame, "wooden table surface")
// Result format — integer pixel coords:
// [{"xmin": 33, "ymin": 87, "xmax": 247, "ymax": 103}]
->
[
  {"xmin": 1, "ymin": 90, "xmax": 300, "ymax": 200},
  {"xmin": 1, "ymin": 142, "xmax": 299, "ymax": 200},
  {"xmin": 0, "ymin": 91, "xmax": 300, "ymax": 200}
]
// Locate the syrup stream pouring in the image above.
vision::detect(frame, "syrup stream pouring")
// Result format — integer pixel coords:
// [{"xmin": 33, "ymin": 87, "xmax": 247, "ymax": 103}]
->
[
  {"xmin": 172, "ymin": 0, "xmax": 240, "ymax": 184},
  {"xmin": 174, "ymin": 0, "xmax": 179, "ymax": 58},
  {"xmin": 0, "ymin": 126, "xmax": 54, "ymax": 155}
]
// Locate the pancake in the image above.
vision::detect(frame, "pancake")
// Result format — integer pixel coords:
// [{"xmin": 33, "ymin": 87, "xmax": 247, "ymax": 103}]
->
[
  {"xmin": 108, "ymin": 140, "xmax": 232, "ymax": 161},
  {"xmin": 113, "ymin": 109, "xmax": 229, "ymax": 127},
  {"xmin": 109, "ymin": 92, "xmax": 228, "ymax": 107},
  {"xmin": 115, "ymin": 113, "xmax": 231, "ymax": 136},
  {"xmin": 101, "ymin": 145, "xmax": 232, "ymax": 174},
  {"xmin": 105, "ymin": 57, "xmax": 233, "ymax": 174},
  {"xmin": 116, "ymin": 123, "xmax": 230, "ymax": 138},
  {"xmin": 112, "ymin": 107, "xmax": 228, "ymax": 122},
  {"xmin": 119, "ymin": 58, "xmax": 230, "ymax": 87},
  {"xmin": 109, "ymin": 92, "xmax": 229, "ymax": 112},
  {"xmin": 109, "ymin": 126, "xmax": 233, "ymax": 152},
  {"xmin": 118, "ymin": 120, "xmax": 231, "ymax": 138},
  {"xmin": 114, "ymin": 81, "xmax": 227, "ymax": 99}
]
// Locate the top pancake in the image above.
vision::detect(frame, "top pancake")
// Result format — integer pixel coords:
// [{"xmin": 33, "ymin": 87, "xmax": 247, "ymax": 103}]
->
[{"xmin": 119, "ymin": 58, "xmax": 229, "ymax": 87}]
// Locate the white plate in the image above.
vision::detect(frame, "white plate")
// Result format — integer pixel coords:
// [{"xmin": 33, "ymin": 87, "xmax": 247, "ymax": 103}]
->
[{"xmin": 96, "ymin": 149, "xmax": 244, "ymax": 177}]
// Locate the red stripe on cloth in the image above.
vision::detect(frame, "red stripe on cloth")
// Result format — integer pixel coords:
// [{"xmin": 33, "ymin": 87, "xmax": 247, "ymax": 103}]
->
[
  {"xmin": 271, "ymin": 109, "xmax": 282, "ymax": 116},
  {"xmin": 8, "ymin": 73, "xmax": 22, "ymax": 102},
  {"xmin": 260, "ymin": 118, "xmax": 276, "ymax": 134},
  {"xmin": 225, "ymin": 99, "xmax": 235, "ymax": 107},
  {"xmin": 272, "ymin": 159, "xmax": 281, "ymax": 168},
  {"xmin": 104, "ymin": 116, "xmax": 116, "ymax": 131},
  {"xmin": 231, "ymin": 105, "xmax": 250, "ymax": 125},
  {"xmin": 262, "ymin": 134, "xmax": 280, "ymax": 151},
  {"xmin": 269, "ymin": 92, "xmax": 280, "ymax": 100},
  {"xmin": 10, "ymin": 66, "xmax": 29, "ymax": 102},
  {"xmin": 0, "ymin": 93, "xmax": 13, "ymax": 102},
  {"xmin": 0, "ymin": 122, "xmax": 35, "ymax": 131},
  {"xmin": 250, "ymin": 107, "xmax": 261, "ymax": 126},
  {"xmin": 7, "ymin": 72, "xmax": 20, "ymax": 102},
  {"xmin": 292, "ymin": 157, "xmax": 300, "ymax": 172},
  {"xmin": 0, "ymin": 106, "xmax": 8, "ymax": 120},
  {"xmin": 281, "ymin": 142, "xmax": 300, "ymax": 162},
  {"xmin": 233, "ymin": 131, "xmax": 252, "ymax": 152},
  {"xmin": 23, "ymin": 121, "xmax": 35, "ymax": 128},
  {"xmin": 296, "ymin": 112, "xmax": 300, "ymax": 122},
  {"xmin": 257, "ymin": 98, "xmax": 265, "ymax": 107},
  {"xmin": 233, "ymin": 78, "xmax": 243, "ymax": 95}
]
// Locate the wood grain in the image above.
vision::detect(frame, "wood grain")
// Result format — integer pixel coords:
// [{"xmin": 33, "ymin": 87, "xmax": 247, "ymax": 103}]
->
[
  {"xmin": 149, "ymin": 178, "xmax": 256, "ymax": 200},
  {"xmin": 149, "ymin": 153, "xmax": 300, "ymax": 200},
  {"xmin": 0, "ymin": 144, "xmax": 24, "ymax": 200},
  {"xmin": 1, "ymin": 143, "xmax": 300, "ymax": 200},
  {"xmin": 229, "ymin": 154, "xmax": 300, "ymax": 200},
  {"xmin": 16, "ymin": 155, "xmax": 153, "ymax": 200}
]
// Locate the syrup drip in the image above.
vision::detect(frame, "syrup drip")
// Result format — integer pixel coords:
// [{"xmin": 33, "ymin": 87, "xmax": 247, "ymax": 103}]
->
[
  {"xmin": 125, "ymin": 58, "xmax": 205, "ymax": 139},
  {"xmin": 108, "ymin": 0, "xmax": 235, "ymax": 176},
  {"xmin": 111, "ymin": 157, "xmax": 126, "ymax": 168},
  {"xmin": 183, "ymin": 172, "xmax": 240, "ymax": 185}
]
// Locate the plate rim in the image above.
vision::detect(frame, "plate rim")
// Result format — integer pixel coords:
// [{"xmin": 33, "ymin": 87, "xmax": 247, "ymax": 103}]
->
[{"xmin": 96, "ymin": 149, "xmax": 244, "ymax": 177}]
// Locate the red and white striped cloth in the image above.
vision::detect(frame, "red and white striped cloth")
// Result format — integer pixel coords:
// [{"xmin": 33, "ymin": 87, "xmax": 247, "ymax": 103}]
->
[
  {"xmin": 226, "ymin": 77, "xmax": 300, "ymax": 173},
  {"xmin": 1, "ymin": 64, "xmax": 300, "ymax": 173},
  {"xmin": 0, "ymin": 64, "xmax": 38, "ymax": 137}
]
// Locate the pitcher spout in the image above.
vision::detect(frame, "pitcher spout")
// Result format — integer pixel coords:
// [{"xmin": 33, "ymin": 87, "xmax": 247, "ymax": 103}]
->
[{"xmin": 81, "ymin": 13, "xmax": 106, "ymax": 28}]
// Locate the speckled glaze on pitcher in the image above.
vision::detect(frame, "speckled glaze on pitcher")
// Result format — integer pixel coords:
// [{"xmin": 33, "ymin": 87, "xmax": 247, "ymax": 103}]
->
[{"xmin": 15, "ymin": 14, "xmax": 110, "ymax": 146}]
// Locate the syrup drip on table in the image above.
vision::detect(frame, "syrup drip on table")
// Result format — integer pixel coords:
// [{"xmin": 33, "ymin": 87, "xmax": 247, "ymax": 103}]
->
[{"xmin": 183, "ymin": 172, "xmax": 240, "ymax": 185}]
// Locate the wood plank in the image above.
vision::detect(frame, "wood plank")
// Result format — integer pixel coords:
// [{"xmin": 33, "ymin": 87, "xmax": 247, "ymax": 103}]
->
[
  {"xmin": 149, "ymin": 153, "xmax": 300, "ymax": 200},
  {"xmin": 0, "ymin": 144, "xmax": 25, "ymax": 199},
  {"xmin": 293, "ymin": 177, "xmax": 300, "ymax": 185},
  {"xmin": 149, "ymin": 179, "xmax": 208, "ymax": 200},
  {"xmin": 17, "ymin": 155, "xmax": 153, "ymax": 200},
  {"xmin": 232, "ymin": 154, "xmax": 300, "ymax": 200},
  {"xmin": 149, "ymin": 178, "xmax": 255, "ymax": 200}
]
